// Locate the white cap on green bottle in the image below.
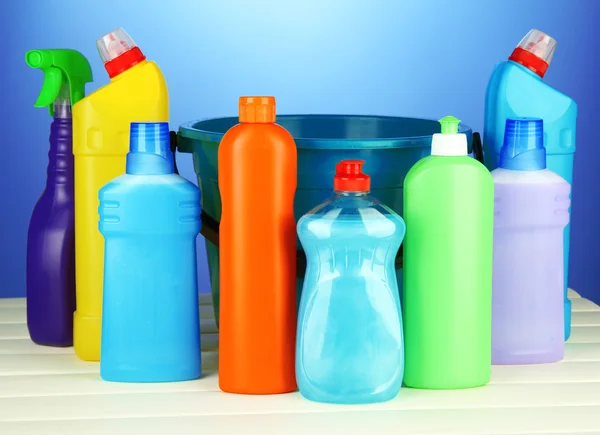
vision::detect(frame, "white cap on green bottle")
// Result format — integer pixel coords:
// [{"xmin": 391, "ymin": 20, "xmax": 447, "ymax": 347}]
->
[{"xmin": 431, "ymin": 116, "xmax": 468, "ymax": 156}]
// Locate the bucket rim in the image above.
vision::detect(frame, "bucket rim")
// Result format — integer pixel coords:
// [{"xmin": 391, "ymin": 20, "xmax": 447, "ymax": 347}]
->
[{"xmin": 178, "ymin": 114, "xmax": 473, "ymax": 150}]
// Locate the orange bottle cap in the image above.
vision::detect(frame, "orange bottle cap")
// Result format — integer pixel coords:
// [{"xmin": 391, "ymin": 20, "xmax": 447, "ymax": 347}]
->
[{"xmin": 239, "ymin": 96, "xmax": 276, "ymax": 123}]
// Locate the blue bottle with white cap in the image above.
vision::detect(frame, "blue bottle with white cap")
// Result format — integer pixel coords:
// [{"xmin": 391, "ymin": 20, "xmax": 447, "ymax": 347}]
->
[{"xmin": 99, "ymin": 122, "xmax": 202, "ymax": 383}]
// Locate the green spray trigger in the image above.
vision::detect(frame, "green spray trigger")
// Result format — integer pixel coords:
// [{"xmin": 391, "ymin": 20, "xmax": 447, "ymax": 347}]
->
[
  {"xmin": 26, "ymin": 49, "xmax": 93, "ymax": 117},
  {"xmin": 439, "ymin": 116, "xmax": 461, "ymax": 134}
]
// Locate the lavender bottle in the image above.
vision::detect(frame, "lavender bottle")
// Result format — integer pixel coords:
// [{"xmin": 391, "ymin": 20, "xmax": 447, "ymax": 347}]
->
[
  {"xmin": 26, "ymin": 87, "xmax": 76, "ymax": 347},
  {"xmin": 491, "ymin": 118, "xmax": 570, "ymax": 365}
]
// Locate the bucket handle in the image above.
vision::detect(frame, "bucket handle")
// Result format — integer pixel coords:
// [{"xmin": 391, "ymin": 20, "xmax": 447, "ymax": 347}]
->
[
  {"xmin": 472, "ymin": 131, "xmax": 484, "ymax": 164},
  {"xmin": 200, "ymin": 212, "xmax": 220, "ymax": 247},
  {"xmin": 169, "ymin": 130, "xmax": 180, "ymax": 175}
]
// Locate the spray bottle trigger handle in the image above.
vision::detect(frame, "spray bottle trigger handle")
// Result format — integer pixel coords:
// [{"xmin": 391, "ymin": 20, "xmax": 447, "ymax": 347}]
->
[{"xmin": 34, "ymin": 66, "xmax": 62, "ymax": 117}]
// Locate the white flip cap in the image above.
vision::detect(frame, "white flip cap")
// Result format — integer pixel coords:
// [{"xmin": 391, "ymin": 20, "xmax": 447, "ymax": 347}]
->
[{"xmin": 431, "ymin": 132, "xmax": 468, "ymax": 156}]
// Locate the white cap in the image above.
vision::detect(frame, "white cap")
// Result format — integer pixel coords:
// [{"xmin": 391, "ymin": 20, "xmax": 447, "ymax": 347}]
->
[
  {"xmin": 431, "ymin": 133, "xmax": 468, "ymax": 156},
  {"xmin": 96, "ymin": 27, "xmax": 138, "ymax": 64},
  {"xmin": 431, "ymin": 116, "xmax": 468, "ymax": 156}
]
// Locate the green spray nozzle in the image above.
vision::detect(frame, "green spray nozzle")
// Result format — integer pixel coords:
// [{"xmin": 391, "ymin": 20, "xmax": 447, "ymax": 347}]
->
[
  {"xmin": 26, "ymin": 49, "xmax": 93, "ymax": 117},
  {"xmin": 439, "ymin": 116, "xmax": 461, "ymax": 134}
]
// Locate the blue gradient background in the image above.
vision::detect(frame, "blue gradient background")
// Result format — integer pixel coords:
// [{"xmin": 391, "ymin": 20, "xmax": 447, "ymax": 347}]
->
[{"xmin": 1, "ymin": 0, "xmax": 599, "ymax": 302}]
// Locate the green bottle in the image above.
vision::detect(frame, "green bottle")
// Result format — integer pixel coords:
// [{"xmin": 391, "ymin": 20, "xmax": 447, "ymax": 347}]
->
[{"xmin": 402, "ymin": 116, "xmax": 494, "ymax": 389}]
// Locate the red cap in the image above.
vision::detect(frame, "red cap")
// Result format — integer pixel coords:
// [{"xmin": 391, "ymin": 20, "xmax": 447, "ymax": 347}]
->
[
  {"xmin": 104, "ymin": 47, "xmax": 146, "ymax": 78},
  {"xmin": 334, "ymin": 160, "xmax": 370, "ymax": 192},
  {"xmin": 509, "ymin": 47, "xmax": 549, "ymax": 78},
  {"xmin": 508, "ymin": 29, "xmax": 557, "ymax": 79},
  {"xmin": 96, "ymin": 28, "xmax": 146, "ymax": 79}
]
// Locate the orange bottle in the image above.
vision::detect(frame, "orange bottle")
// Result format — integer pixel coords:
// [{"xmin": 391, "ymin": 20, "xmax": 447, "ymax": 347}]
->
[{"xmin": 218, "ymin": 96, "xmax": 297, "ymax": 394}]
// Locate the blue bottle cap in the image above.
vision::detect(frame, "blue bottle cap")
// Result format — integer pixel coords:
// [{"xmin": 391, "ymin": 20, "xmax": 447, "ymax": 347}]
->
[
  {"xmin": 126, "ymin": 122, "xmax": 174, "ymax": 175},
  {"xmin": 499, "ymin": 118, "xmax": 546, "ymax": 171}
]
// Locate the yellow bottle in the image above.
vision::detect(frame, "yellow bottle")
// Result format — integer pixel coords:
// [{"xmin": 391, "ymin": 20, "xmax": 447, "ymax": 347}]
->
[{"xmin": 72, "ymin": 28, "xmax": 169, "ymax": 361}]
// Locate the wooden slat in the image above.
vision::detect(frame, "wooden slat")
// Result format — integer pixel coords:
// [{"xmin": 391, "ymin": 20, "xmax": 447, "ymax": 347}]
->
[
  {"xmin": 0, "ymin": 344, "xmax": 595, "ymax": 399},
  {"xmin": 568, "ymin": 326, "xmax": 600, "ymax": 344},
  {"xmin": 0, "ymin": 319, "xmax": 218, "ymax": 339},
  {"xmin": 571, "ymin": 311, "xmax": 600, "ymax": 327},
  {"xmin": 0, "ymin": 382, "xmax": 600, "ymax": 423},
  {"xmin": 0, "ymin": 360, "xmax": 597, "ymax": 400},
  {"xmin": 0, "ymin": 333, "xmax": 218, "ymax": 356},
  {"xmin": 0, "ymin": 324, "xmax": 29, "ymax": 340},
  {"xmin": 491, "ymin": 361, "xmax": 600, "ymax": 384},
  {"xmin": 0, "ymin": 299, "xmax": 25, "ymax": 308},
  {"xmin": 0, "ymin": 354, "xmax": 97, "ymax": 376},
  {"xmin": 0, "ymin": 351, "xmax": 218, "ymax": 376},
  {"xmin": 0, "ymin": 407, "xmax": 598, "ymax": 435},
  {"xmin": 0, "ymin": 308, "xmax": 25, "ymax": 324},
  {"xmin": 571, "ymin": 310, "xmax": 600, "ymax": 326},
  {"xmin": 0, "ymin": 340, "xmax": 73, "ymax": 355},
  {"xmin": 0, "ymin": 372, "xmax": 219, "ymax": 398},
  {"xmin": 564, "ymin": 342, "xmax": 600, "ymax": 361},
  {"xmin": 199, "ymin": 293, "xmax": 213, "ymax": 306},
  {"xmin": 571, "ymin": 297, "xmax": 600, "ymax": 312}
]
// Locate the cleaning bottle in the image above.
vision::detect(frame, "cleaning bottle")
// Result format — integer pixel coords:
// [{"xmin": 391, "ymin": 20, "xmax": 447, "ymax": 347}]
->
[
  {"xmin": 218, "ymin": 96, "xmax": 297, "ymax": 394},
  {"xmin": 296, "ymin": 160, "xmax": 405, "ymax": 404},
  {"xmin": 492, "ymin": 118, "xmax": 570, "ymax": 365},
  {"xmin": 99, "ymin": 122, "xmax": 201, "ymax": 383},
  {"xmin": 483, "ymin": 29, "xmax": 577, "ymax": 340},
  {"xmin": 72, "ymin": 27, "xmax": 169, "ymax": 361},
  {"xmin": 25, "ymin": 49, "xmax": 93, "ymax": 347},
  {"xmin": 403, "ymin": 116, "xmax": 494, "ymax": 390}
]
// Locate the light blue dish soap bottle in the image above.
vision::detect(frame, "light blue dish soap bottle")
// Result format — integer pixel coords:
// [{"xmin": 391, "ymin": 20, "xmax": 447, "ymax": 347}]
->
[
  {"xmin": 296, "ymin": 160, "xmax": 405, "ymax": 404},
  {"xmin": 99, "ymin": 122, "xmax": 202, "ymax": 383},
  {"xmin": 483, "ymin": 29, "xmax": 577, "ymax": 340}
]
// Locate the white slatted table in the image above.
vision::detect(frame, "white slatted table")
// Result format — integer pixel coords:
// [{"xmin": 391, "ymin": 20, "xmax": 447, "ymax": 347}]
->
[{"xmin": 0, "ymin": 290, "xmax": 599, "ymax": 435}]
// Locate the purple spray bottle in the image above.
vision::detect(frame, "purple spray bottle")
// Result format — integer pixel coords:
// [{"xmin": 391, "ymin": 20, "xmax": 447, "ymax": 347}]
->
[{"xmin": 25, "ymin": 49, "xmax": 92, "ymax": 346}]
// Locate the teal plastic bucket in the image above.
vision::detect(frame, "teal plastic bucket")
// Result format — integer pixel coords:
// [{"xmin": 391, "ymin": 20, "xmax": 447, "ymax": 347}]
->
[{"xmin": 177, "ymin": 115, "xmax": 474, "ymax": 325}]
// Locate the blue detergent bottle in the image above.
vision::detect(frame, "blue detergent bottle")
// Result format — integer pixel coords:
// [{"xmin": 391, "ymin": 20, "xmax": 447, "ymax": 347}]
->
[
  {"xmin": 99, "ymin": 122, "xmax": 202, "ymax": 383},
  {"xmin": 483, "ymin": 29, "xmax": 577, "ymax": 340},
  {"xmin": 296, "ymin": 160, "xmax": 405, "ymax": 404}
]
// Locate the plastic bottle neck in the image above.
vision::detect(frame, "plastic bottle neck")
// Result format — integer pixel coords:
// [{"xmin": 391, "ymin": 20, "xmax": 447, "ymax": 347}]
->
[
  {"xmin": 508, "ymin": 47, "xmax": 548, "ymax": 78},
  {"xmin": 108, "ymin": 59, "xmax": 146, "ymax": 81},
  {"xmin": 52, "ymin": 84, "xmax": 72, "ymax": 119},
  {"xmin": 126, "ymin": 153, "xmax": 173, "ymax": 175},
  {"xmin": 126, "ymin": 123, "xmax": 174, "ymax": 176},
  {"xmin": 499, "ymin": 148, "xmax": 546, "ymax": 171},
  {"xmin": 105, "ymin": 47, "xmax": 146, "ymax": 79},
  {"xmin": 334, "ymin": 190, "xmax": 369, "ymax": 197},
  {"xmin": 334, "ymin": 190, "xmax": 369, "ymax": 196},
  {"xmin": 53, "ymin": 104, "xmax": 72, "ymax": 119},
  {"xmin": 47, "ymin": 117, "xmax": 74, "ymax": 188},
  {"xmin": 508, "ymin": 59, "xmax": 544, "ymax": 81},
  {"xmin": 499, "ymin": 118, "xmax": 546, "ymax": 171}
]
